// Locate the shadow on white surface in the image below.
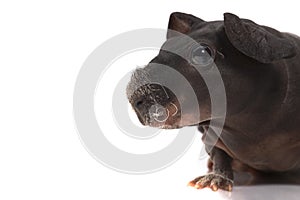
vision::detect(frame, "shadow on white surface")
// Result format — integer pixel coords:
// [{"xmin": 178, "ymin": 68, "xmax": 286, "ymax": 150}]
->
[{"xmin": 219, "ymin": 185, "xmax": 300, "ymax": 200}]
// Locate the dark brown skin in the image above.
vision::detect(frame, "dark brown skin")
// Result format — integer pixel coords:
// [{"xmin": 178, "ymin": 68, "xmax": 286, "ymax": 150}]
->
[{"xmin": 126, "ymin": 12, "xmax": 300, "ymax": 191}]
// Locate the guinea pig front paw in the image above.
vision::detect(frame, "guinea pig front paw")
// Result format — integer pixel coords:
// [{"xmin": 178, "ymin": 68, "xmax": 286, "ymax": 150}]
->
[{"xmin": 188, "ymin": 173, "xmax": 233, "ymax": 191}]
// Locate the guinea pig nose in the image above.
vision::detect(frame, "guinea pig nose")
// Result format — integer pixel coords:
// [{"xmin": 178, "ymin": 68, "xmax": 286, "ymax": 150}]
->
[
  {"xmin": 134, "ymin": 100, "xmax": 144, "ymax": 108},
  {"xmin": 149, "ymin": 104, "xmax": 169, "ymax": 122}
]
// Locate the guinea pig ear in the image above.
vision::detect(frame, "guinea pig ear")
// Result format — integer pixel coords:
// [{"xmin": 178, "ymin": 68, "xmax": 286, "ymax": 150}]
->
[
  {"xmin": 224, "ymin": 13, "xmax": 296, "ymax": 63},
  {"xmin": 167, "ymin": 12, "xmax": 205, "ymax": 39}
]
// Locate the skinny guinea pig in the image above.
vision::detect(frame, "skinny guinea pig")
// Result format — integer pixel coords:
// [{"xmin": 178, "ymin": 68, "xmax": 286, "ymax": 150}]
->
[{"xmin": 126, "ymin": 12, "xmax": 300, "ymax": 191}]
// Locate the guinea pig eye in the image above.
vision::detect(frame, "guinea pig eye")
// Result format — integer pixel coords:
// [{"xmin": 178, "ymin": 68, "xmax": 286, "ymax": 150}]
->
[{"xmin": 190, "ymin": 44, "xmax": 215, "ymax": 66}]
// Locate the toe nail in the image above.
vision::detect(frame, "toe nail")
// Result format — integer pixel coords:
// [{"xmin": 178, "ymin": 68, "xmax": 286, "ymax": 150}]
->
[
  {"xmin": 195, "ymin": 184, "xmax": 201, "ymax": 189},
  {"xmin": 211, "ymin": 184, "xmax": 218, "ymax": 191},
  {"xmin": 187, "ymin": 182, "xmax": 194, "ymax": 187}
]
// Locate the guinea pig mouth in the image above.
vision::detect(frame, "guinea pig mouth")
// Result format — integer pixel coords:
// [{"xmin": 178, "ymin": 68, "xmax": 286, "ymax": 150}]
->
[
  {"xmin": 149, "ymin": 104, "xmax": 169, "ymax": 122},
  {"xmin": 148, "ymin": 102, "xmax": 178, "ymax": 125}
]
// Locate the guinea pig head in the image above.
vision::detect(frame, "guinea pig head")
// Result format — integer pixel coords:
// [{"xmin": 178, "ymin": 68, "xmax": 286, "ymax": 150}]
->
[{"xmin": 126, "ymin": 12, "xmax": 297, "ymax": 129}]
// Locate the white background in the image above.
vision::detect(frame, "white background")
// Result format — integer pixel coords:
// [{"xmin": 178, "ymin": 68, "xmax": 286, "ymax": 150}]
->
[{"xmin": 1, "ymin": 0, "xmax": 300, "ymax": 199}]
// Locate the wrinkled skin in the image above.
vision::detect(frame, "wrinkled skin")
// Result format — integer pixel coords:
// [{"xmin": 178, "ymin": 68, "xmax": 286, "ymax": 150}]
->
[{"xmin": 126, "ymin": 12, "xmax": 300, "ymax": 191}]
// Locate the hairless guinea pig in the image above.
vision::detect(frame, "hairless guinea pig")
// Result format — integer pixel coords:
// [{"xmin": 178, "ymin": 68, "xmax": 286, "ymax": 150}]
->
[{"xmin": 126, "ymin": 12, "xmax": 300, "ymax": 191}]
